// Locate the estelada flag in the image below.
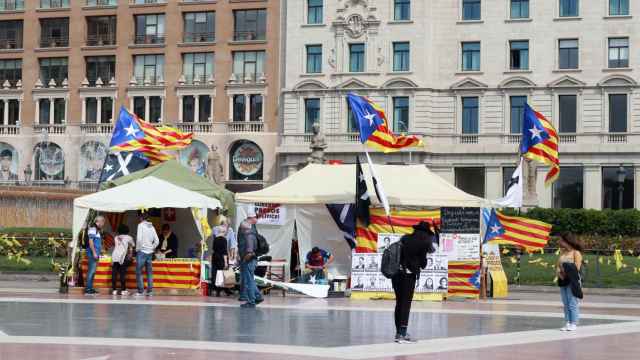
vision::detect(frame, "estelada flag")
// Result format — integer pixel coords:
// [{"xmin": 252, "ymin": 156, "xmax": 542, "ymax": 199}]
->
[
  {"xmin": 346, "ymin": 93, "xmax": 423, "ymax": 153},
  {"xmin": 484, "ymin": 209, "xmax": 552, "ymax": 252},
  {"xmin": 519, "ymin": 103, "xmax": 560, "ymax": 186}
]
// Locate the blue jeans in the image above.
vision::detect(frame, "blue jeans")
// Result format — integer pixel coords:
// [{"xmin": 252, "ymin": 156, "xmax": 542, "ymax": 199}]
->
[
  {"xmin": 85, "ymin": 255, "xmax": 98, "ymax": 291},
  {"xmin": 240, "ymin": 259, "xmax": 262, "ymax": 305},
  {"xmin": 560, "ymin": 285, "xmax": 580, "ymax": 324},
  {"xmin": 136, "ymin": 252, "xmax": 154, "ymax": 293}
]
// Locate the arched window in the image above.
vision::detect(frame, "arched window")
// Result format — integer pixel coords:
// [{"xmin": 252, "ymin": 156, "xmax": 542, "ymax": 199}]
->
[
  {"xmin": 229, "ymin": 140, "xmax": 263, "ymax": 181},
  {"xmin": 79, "ymin": 141, "xmax": 107, "ymax": 182},
  {"xmin": 33, "ymin": 142, "xmax": 64, "ymax": 181}
]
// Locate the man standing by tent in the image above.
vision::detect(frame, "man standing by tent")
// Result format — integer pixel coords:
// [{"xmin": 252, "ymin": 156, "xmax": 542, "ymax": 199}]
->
[
  {"xmin": 85, "ymin": 215, "xmax": 105, "ymax": 295},
  {"xmin": 135, "ymin": 212, "xmax": 159, "ymax": 297},
  {"xmin": 237, "ymin": 209, "xmax": 263, "ymax": 308}
]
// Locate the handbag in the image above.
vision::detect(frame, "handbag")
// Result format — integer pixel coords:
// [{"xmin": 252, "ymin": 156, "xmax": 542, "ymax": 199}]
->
[
  {"xmin": 222, "ymin": 269, "xmax": 236, "ymax": 287},
  {"xmin": 215, "ymin": 270, "xmax": 225, "ymax": 287}
]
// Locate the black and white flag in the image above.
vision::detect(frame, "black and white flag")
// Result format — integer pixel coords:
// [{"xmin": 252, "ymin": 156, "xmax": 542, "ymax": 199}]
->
[
  {"xmin": 493, "ymin": 158, "xmax": 523, "ymax": 208},
  {"xmin": 355, "ymin": 156, "xmax": 371, "ymax": 226},
  {"xmin": 99, "ymin": 152, "xmax": 149, "ymax": 183},
  {"xmin": 326, "ymin": 204, "xmax": 356, "ymax": 249}
]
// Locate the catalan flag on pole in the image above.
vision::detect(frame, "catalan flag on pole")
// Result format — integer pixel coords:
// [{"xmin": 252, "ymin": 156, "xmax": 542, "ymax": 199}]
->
[
  {"xmin": 109, "ymin": 106, "xmax": 193, "ymax": 164},
  {"xmin": 346, "ymin": 93, "xmax": 423, "ymax": 153},
  {"xmin": 484, "ymin": 209, "xmax": 552, "ymax": 252},
  {"xmin": 520, "ymin": 103, "xmax": 560, "ymax": 186}
]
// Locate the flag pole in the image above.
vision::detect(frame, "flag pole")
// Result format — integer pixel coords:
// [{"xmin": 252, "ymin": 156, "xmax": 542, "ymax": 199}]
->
[{"xmin": 363, "ymin": 147, "xmax": 395, "ymax": 233}]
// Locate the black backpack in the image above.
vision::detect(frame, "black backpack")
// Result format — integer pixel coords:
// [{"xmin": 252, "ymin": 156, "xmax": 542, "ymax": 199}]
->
[
  {"xmin": 255, "ymin": 233, "xmax": 270, "ymax": 256},
  {"xmin": 381, "ymin": 241, "xmax": 403, "ymax": 279}
]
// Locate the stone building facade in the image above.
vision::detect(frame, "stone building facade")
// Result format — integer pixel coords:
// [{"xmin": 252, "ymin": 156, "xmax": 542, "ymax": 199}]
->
[
  {"xmin": 278, "ymin": 0, "xmax": 640, "ymax": 210},
  {"xmin": 0, "ymin": 0, "xmax": 280, "ymax": 193}
]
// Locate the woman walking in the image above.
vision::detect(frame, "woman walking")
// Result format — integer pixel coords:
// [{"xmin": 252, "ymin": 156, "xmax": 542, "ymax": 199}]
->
[
  {"xmin": 111, "ymin": 224, "xmax": 134, "ymax": 296},
  {"xmin": 393, "ymin": 221, "xmax": 436, "ymax": 343},
  {"xmin": 211, "ymin": 235, "xmax": 233, "ymax": 297},
  {"xmin": 556, "ymin": 232, "xmax": 583, "ymax": 331}
]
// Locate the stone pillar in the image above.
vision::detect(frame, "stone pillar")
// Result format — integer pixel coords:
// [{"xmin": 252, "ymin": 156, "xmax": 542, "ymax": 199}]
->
[
  {"xmin": 63, "ymin": 98, "xmax": 68, "ymax": 124},
  {"xmin": 194, "ymin": 95, "xmax": 200, "ymax": 123},
  {"xmin": 129, "ymin": 97, "xmax": 134, "ymax": 111},
  {"xmin": 635, "ymin": 167, "xmax": 640, "ymax": 209},
  {"xmin": 34, "ymin": 99, "xmax": 40, "ymax": 125},
  {"xmin": 210, "ymin": 95, "xmax": 214, "ymax": 122},
  {"xmin": 178, "ymin": 95, "xmax": 183, "ymax": 122},
  {"xmin": 583, "ymin": 165, "xmax": 602, "ymax": 210},
  {"xmin": 81, "ymin": 98, "xmax": 86, "ymax": 124},
  {"xmin": 523, "ymin": 159, "xmax": 539, "ymax": 208},
  {"xmin": 48, "ymin": 97, "xmax": 54, "ymax": 125},
  {"xmin": 111, "ymin": 96, "xmax": 115, "ymax": 123},
  {"xmin": 485, "ymin": 166, "xmax": 502, "ymax": 201},
  {"xmin": 159, "ymin": 97, "xmax": 164, "ymax": 123},
  {"xmin": 96, "ymin": 97, "xmax": 102, "ymax": 124},
  {"xmin": 2, "ymin": 99, "xmax": 8, "ymax": 125},
  {"xmin": 287, "ymin": 164, "xmax": 298, "ymax": 177},
  {"xmin": 244, "ymin": 94, "xmax": 250, "ymax": 122},
  {"xmin": 535, "ymin": 166, "xmax": 552, "ymax": 208},
  {"xmin": 228, "ymin": 95, "xmax": 234, "ymax": 121},
  {"xmin": 144, "ymin": 96, "xmax": 150, "ymax": 121}
]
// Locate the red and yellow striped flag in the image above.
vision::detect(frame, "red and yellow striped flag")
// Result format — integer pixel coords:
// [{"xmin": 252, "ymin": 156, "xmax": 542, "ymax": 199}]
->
[{"xmin": 488, "ymin": 210, "xmax": 552, "ymax": 252}]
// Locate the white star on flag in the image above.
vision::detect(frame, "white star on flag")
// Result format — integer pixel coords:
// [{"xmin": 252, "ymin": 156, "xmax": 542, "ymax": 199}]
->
[
  {"xmin": 104, "ymin": 164, "xmax": 113, "ymax": 172},
  {"xmin": 529, "ymin": 126, "xmax": 543, "ymax": 140},
  {"xmin": 490, "ymin": 225, "xmax": 502, "ymax": 234},
  {"xmin": 364, "ymin": 112, "xmax": 376, "ymax": 126},
  {"xmin": 125, "ymin": 124, "xmax": 139, "ymax": 137}
]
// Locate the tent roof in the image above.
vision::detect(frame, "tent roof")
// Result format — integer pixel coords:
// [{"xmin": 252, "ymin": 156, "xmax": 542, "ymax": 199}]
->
[
  {"xmin": 76, "ymin": 176, "xmax": 222, "ymax": 212},
  {"xmin": 104, "ymin": 160, "xmax": 235, "ymax": 215},
  {"xmin": 236, "ymin": 164, "xmax": 488, "ymax": 207}
]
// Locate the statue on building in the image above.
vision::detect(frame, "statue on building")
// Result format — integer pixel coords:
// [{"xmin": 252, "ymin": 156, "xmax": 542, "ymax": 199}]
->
[
  {"xmin": 307, "ymin": 123, "xmax": 327, "ymax": 164},
  {"xmin": 523, "ymin": 158, "xmax": 538, "ymax": 208},
  {"xmin": 207, "ymin": 145, "xmax": 224, "ymax": 184}
]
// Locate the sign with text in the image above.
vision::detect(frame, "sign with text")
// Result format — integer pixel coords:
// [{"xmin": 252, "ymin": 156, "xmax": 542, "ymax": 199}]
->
[
  {"xmin": 441, "ymin": 233, "xmax": 481, "ymax": 261},
  {"xmin": 255, "ymin": 203, "xmax": 286, "ymax": 226},
  {"xmin": 440, "ymin": 207, "xmax": 480, "ymax": 234}
]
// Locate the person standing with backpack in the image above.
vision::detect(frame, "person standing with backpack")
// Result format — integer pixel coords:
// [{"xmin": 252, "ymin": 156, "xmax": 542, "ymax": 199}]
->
[
  {"xmin": 382, "ymin": 221, "xmax": 436, "ymax": 343},
  {"xmin": 237, "ymin": 209, "xmax": 264, "ymax": 308},
  {"xmin": 556, "ymin": 232, "xmax": 583, "ymax": 331}
]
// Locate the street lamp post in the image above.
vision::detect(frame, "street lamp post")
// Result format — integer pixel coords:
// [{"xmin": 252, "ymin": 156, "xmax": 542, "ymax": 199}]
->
[{"xmin": 616, "ymin": 165, "xmax": 627, "ymax": 209}]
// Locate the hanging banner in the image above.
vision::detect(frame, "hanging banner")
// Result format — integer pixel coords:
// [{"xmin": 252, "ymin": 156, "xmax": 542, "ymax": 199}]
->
[{"xmin": 255, "ymin": 203, "xmax": 286, "ymax": 226}]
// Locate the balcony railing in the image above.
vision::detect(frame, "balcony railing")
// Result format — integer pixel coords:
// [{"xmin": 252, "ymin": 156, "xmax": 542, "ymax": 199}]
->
[
  {"xmin": 86, "ymin": 34, "xmax": 116, "ymax": 46},
  {"xmin": 133, "ymin": 34, "xmax": 165, "ymax": 45},
  {"xmin": 0, "ymin": 125, "xmax": 19, "ymax": 135},
  {"xmin": 183, "ymin": 32, "xmax": 215, "ymax": 43},
  {"xmin": 0, "ymin": 0, "xmax": 24, "ymax": 11},
  {"xmin": 40, "ymin": 1, "xmax": 69, "ymax": 9},
  {"xmin": 503, "ymin": 134, "xmax": 520, "ymax": 144},
  {"xmin": 0, "ymin": 38, "xmax": 21, "ymax": 50},
  {"xmin": 233, "ymin": 31, "xmax": 264, "ymax": 41},
  {"xmin": 132, "ymin": 76, "xmax": 163, "ymax": 86},
  {"xmin": 229, "ymin": 121, "xmax": 264, "ymax": 133},
  {"xmin": 39, "ymin": 36, "xmax": 69, "ymax": 48},
  {"xmin": 80, "ymin": 123, "xmax": 113, "ymax": 135},
  {"xmin": 86, "ymin": 0, "xmax": 117, "ymax": 6},
  {"xmin": 281, "ymin": 133, "xmax": 361, "ymax": 145},
  {"xmin": 130, "ymin": 0, "xmax": 166, "ymax": 4},
  {"xmin": 181, "ymin": 75, "xmax": 212, "ymax": 85},
  {"xmin": 177, "ymin": 122, "xmax": 213, "ymax": 133},
  {"xmin": 559, "ymin": 134, "xmax": 577, "ymax": 143},
  {"xmin": 459, "ymin": 134, "xmax": 479, "ymax": 144},
  {"xmin": 605, "ymin": 133, "xmax": 627, "ymax": 144},
  {"xmin": 33, "ymin": 124, "xmax": 66, "ymax": 134}
]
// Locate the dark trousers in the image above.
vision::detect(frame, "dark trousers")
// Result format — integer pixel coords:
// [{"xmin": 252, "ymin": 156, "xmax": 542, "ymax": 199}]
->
[
  {"xmin": 111, "ymin": 262, "xmax": 129, "ymax": 291},
  {"xmin": 392, "ymin": 272, "xmax": 417, "ymax": 333}
]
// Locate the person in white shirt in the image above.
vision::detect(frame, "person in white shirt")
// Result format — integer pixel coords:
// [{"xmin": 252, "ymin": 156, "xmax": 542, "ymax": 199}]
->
[
  {"xmin": 111, "ymin": 224, "xmax": 134, "ymax": 296},
  {"xmin": 214, "ymin": 216, "xmax": 237, "ymax": 264},
  {"xmin": 135, "ymin": 212, "xmax": 159, "ymax": 297}
]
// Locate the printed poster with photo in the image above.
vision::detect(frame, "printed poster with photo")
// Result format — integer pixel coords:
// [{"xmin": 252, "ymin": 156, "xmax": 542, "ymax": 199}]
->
[
  {"xmin": 376, "ymin": 233, "xmax": 401, "ymax": 253},
  {"xmin": 440, "ymin": 233, "xmax": 481, "ymax": 261}
]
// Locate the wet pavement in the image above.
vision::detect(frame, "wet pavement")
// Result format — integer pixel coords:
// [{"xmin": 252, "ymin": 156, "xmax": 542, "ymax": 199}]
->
[{"xmin": 0, "ymin": 290, "xmax": 638, "ymax": 360}]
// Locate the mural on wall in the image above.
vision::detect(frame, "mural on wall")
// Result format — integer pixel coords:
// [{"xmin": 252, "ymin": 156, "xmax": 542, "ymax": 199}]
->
[
  {"xmin": 80, "ymin": 141, "xmax": 108, "ymax": 182},
  {"xmin": 179, "ymin": 140, "xmax": 208, "ymax": 177},
  {"xmin": 0, "ymin": 142, "xmax": 18, "ymax": 181},
  {"xmin": 34, "ymin": 142, "xmax": 64, "ymax": 181}
]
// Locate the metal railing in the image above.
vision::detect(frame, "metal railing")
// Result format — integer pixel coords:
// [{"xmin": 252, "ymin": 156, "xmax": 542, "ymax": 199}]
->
[
  {"xmin": 86, "ymin": 34, "xmax": 116, "ymax": 46},
  {"xmin": 39, "ymin": 35, "xmax": 69, "ymax": 48},
  {"xmin": 0, "ymin": 38, "xmax": 21, "ymax": 50},
  {"xmin": 133, "ymin": 34, "xmax": 165, "ymax": 45},
  {"xmin": 228, "ymin": 121, "xmax": 264, "ymax": 133},
  {"xmin": 0, "ymin": 125, "xmax": 19, "ymax": 135},
  {"xmin": 33, "ymin": 124, "xmax": 66, "ymax": 134},
  {"xmin": 80, "ymin": 123, "xmax": 112, "ymax": 135},
  {"xmin": 183, "ymin": 32, "xmax": 215, "ymax": 43},
  {"xmin": 176, "ymin": 122, "xmax": 213, "ymax": 133},
  {"xmin": 233, "ymin": 31, "xmax": 264, "ymax": 41}
]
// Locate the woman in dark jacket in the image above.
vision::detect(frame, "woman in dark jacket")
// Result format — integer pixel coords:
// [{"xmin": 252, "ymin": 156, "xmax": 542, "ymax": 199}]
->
[
  {"xmin": 393, "ymin": 221, "xmax": 436, "ymax": 343},
  {"xmin": 211, "ymin": 235, "xmax": 233, "ymax": 297}
]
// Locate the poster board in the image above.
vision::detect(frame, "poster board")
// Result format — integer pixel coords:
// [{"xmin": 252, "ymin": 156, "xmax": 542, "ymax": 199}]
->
[
  {"xmin": 441, "ymin": 207, "xmax": 481, "ymax": 298},
  {"xmin": 255, "ymin": 203, "xmax": 287, "ymax": 225}
]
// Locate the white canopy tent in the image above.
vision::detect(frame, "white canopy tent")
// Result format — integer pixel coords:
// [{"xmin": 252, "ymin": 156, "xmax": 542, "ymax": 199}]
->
[
  {"xmin": 70, "ymin": 176, "xmax": 222, "ymax": 264},
  {"xmin": 235, "ymin": 164, "xmax": 488, "ymax": 280}
]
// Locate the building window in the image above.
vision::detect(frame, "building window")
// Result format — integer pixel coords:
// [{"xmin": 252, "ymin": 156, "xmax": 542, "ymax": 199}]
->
[
  {"xmin": 85, "ymin": 56, "xmax": 115, "ymax": 86},
  {"xmin": 393, "ymin": 42, "xmax": 410, "ymax": 72},
  {"xmin": 86, "ymin": 0, "xmax": 117, "ymax": 5},
  {"xmin": 455, "ymin": 167, "xmax": 485, "ymax": 198},
  {"xmin": 38, "ymin": 98, "xmax": 66, "ymax": 125},
  {"xmin": 558, "ymin": 39, "xmax": 579, "ymax": 69},
  {"xmin": 40, "ymin": 0, "xmax": 68, "ymax": 8},
  {"xmin": 509, "ymin": 40, "xmax": 529, "ymax": 70},
  {"xmin": 559, "ymin": 0, "xmax": 579, "ymax": 17},
  {"xmin": 502, "ymin": 166, "xmax": 517, "ymax": 195},
  {"xmin": 347, "ymin": 99, "xmax": 358, "ymax": 132},
  {"xmin": 183, "ymin": 12, "xmax": 215, "ymax": 43},
  {"xmin": 553, "ymin": 167, "xmax": 583, "ymax": 209},
  {"xmin": 307, "ymin": 0, "xmax": 323, "ymax": 24},
  {"xmin": 602, "ymin": 166, "xmax": 634, "ymax": 209},
  {"xmin": 182, "ymin": 52, "xmax": 214, "ymax": 84},
  {"xmin": 349, "ymin": 43, "xmax": 365, "ymax": 72},
  {"xmin": 394, "ymin": 0, "xmax": 411, "ymax": 21},
  {"xmin": 558, "ymin": 95, "xmax": 577, "ymax": 133},
  {"xmin": 306, "ymin": 45, "xmax": 322, "ymax": 74},
  {"xmin": 609, "ymin": 0, "xmax": 629, "ymax": 16},
  {"xmin": 131, "ymin": 96, "xmax": 162, "ymax": 123},
  {"xmin": 134, "ymin": 14, "xmax": 165, "ymax": 44},
  {"xmin": 461, "ymin": 42, "xmax": 480, "ymax": 71},
  {"xmin": 0, "ymin": 59, "xmax": 21, "ymax": 86},
  {"xmin": 0, "ymin": 1, "xmax": 24, "ymax": 11},
  {"xmin": 250, "ymin": 95, "xmax": 263, "ymax": 122},
  {"xmin": 86, "ymin": 16, "xmax": 116, "ymax": 46},
  {"xmin": 462, "ymin": 97, "xmax": 479, "ymax": 134},
  {"xmin": 305, "ymin": 98, "xmax": 320, "ymax": 133},
  {"xmin": 40, "ymin": 18, "xmax": 69, "ymax": 48},
  {"xmin": 510, "ymin": 95, "xmax": 527, "ymax": 134},
  {"xmin": 608, "ymin": 37, "xmax": 629, "ymax": 68},
  {"xmin": 232, "ymin": 51, "xmax": 265, "ymax": 80},
  {"xmin": 0, "ymin": 99, "xmax": 20, "ymax": 125},
  {"xmin": 232, "ymin": 95, "xmax": 245, "ymax": 122},
  {"xmin": 85, "ymin": 97, "xmax": 113, "ymax": 124},
  {"xmin": 510, "ymin": 0, "xmax": 529, "ymax": 18},
  {"xmin": 393, "ymin": 97, "xmax": 409, "ymax": 133},
  {"xmin": 0, "ymin": 20, "xmax": 23, "ymax": 49},
  {"xmin": 133, "ymin": 97, "xmax": 145, "ymax": 120},
  {"xmin": 133, "ymin": 54, "xmax": 164, "ymax": 84},
  {"xmin": 182, "ymin": 95, "xmax": 211, "ymax": 123},
  {"xmin": 39, "ymin": 57, "xmax": 68, "ymax": 85},
  {"xmin": 233, "ymin": 9, "xmax": 266, "ymax": 41},
  {"xmin": 609, "ymin": 94, "xmax": 627, "ymax": 133},
  {"xmin": 462, "ymin": 0, "xmax": 481, "ymax": 20}
]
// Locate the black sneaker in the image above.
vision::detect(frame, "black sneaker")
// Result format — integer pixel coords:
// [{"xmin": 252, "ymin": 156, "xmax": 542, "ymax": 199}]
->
[
  {"xmin": 255, "ymin": 298, "xmax": 264, "ymax": 305},
  {"xmin": 396, "ymin": 334, "xmax": 417, "ymax": 344},
  {"xmin": 240, "ymin": 302, "xmax": 256, "ymax": 308}
]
